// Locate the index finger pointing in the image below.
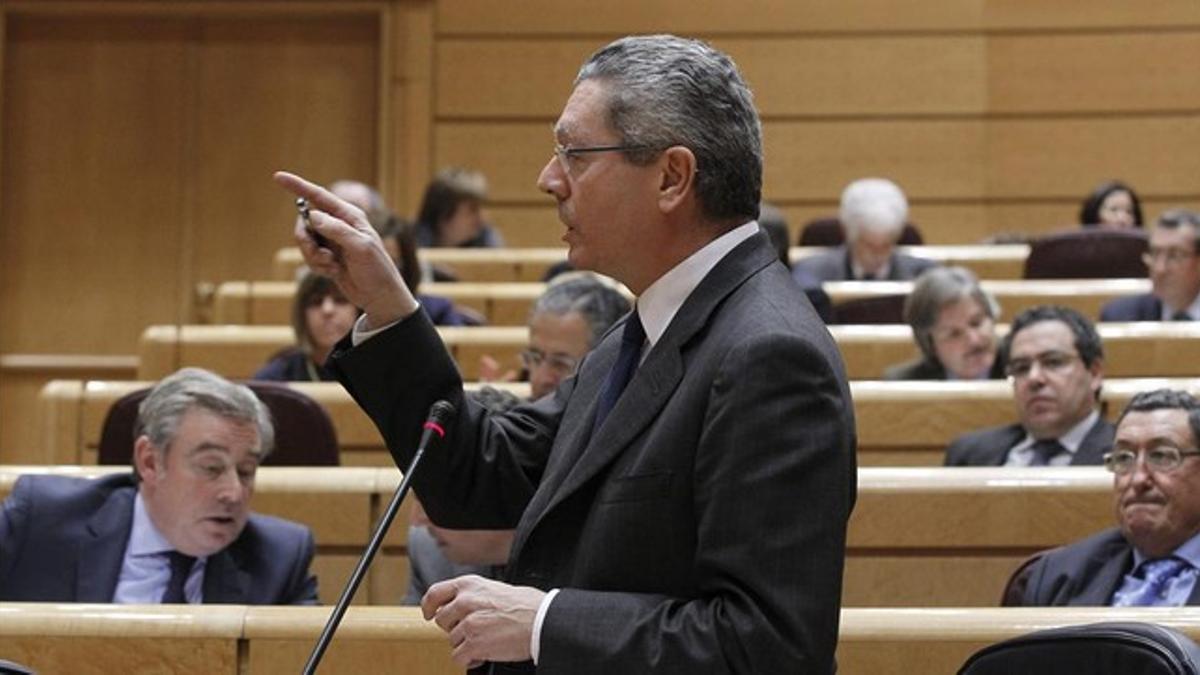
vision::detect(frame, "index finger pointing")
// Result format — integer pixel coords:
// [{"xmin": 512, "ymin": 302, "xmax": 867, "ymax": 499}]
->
[{"xmin": 273, "ymin": 171, "xmax": 364, "ymax": 226}]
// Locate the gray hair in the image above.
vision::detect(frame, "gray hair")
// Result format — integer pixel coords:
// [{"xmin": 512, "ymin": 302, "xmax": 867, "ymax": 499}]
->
[
  {"xmin": 532, "ymin": 273, "xmax": 632, "ymax": 347},
  {"xmin": 576, "ymin": 35, "xmax": 762, "ymax": 224},
  {"xmin": 904, "ymin": 266, "xmax": 1000, "ymax": 361},
  {"xmin": 840, "ymin": 178, "xmax": 909, "ymax": 242},
  {"xmin": 136, "ymin": 368, "xmax": 274, "ymax": 462}
]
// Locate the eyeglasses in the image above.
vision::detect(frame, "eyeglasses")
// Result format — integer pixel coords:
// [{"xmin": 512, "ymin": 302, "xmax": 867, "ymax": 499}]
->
[
  {"xmin": 1142, "ymin": 248, "xmax": 1197, "ymax": 267},
  {"xmin": 1003, "ymin": 350, "xmax": 1080, "ymax": 379},
  {"xmin": 552, "ymin": 143, "xmax": 656, "ymax": 174},
  {"xmin": 519, "ymin": 349, "xmax": 579, "ymax": 375},
  {"xmin": 1103, "ymin": 446, "xmax": 1200, "ymax": 475}
]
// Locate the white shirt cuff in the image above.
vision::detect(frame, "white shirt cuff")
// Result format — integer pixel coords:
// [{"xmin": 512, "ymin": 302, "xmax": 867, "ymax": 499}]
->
[
  {"xmin": 530, "ymin": 588, "xmax": 559, "ymax": 665},
  {"xmin": 350, "ymin": 313, "xmax": 403, "ymax": 346}
]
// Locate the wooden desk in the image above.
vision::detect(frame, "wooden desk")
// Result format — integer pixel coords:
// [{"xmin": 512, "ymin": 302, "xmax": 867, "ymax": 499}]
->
[
  {"xmin": 271, "ymin": 244, "xmax": 1032, "ymax": 282},
  {"xmin": 0, "ymin": 604, "xmax": 456, "ymax": 675},
  {"xmin": 39, "ymin": 379, "xmax": 530, "ymax": 467},
  {"xmin": 833, "ymin": 322, "xmax": 1200, "ymax": 380},
  {"xmin": 137, "ymin": 324, "xmax": 530, "ymax": 381}
]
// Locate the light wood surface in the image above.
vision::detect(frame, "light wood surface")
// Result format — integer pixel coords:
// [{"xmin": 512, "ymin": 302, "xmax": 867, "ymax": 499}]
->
[
  {"xmin": 209, "ymin": 277, "xmax": 1151, "ymax": 328},
  {"xmin": 270, "ymin": 244, "xmax": 1032, "ymax": 283}
]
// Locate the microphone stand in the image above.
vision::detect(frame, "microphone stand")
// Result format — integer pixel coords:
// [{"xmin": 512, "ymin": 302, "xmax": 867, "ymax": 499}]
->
[{"xmin": 302, "ymin": 412, "xmax": 447, "ymax": 674}]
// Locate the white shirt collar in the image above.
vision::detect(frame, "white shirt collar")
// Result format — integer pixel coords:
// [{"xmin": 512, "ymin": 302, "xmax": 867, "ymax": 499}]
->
[
  {"xmin": 1161, "ymin": 292, "xmax": 1200, "ymax": 321},
  {"xmin": 636, "ymin": 221, "xmax": 760, "ymax": 348},
  {"xmin": 1014, "ymin": 408, "xmax": 1101, "ymax": 456},
  {"xmin": 127, "ymin": 491, "xmax": 207, "ymax": 562},
  {"xmin": 851, "ymin": 257, "xmax": 891, "ymax": 281}
]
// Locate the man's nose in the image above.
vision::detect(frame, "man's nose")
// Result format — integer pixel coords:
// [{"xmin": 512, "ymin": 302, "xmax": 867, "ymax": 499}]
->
[
  {"xmin": 537, "ymin": 156, "xmax": 567, "ymax": 199},
  {"xmin": 215, "ymin": 471, "xmax": 246, "ymax": 504}
]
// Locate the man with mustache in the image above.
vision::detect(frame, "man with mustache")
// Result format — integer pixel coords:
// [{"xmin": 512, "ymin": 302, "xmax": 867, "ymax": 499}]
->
[
  {"xmin": 945, "ymin": 305, "xmax": 1112, "ymax": 466},
  {"xmin": 1021, "ymin": 389, "xmax": 1200, "ymax": 606},
  {"xmin": 0, "ymin": 368, "xmax": 318, "ymax": 605}
]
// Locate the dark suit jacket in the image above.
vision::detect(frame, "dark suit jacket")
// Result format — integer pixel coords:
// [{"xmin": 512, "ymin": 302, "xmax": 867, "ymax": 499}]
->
[
  {"xmin": 944, "ymin": 418, "xmax": 1114, "ymax": 466},
  {"xmin": 1022, "ymin": 527, "xmax": 1200, "ymax": 606},
  {"xmin": 331, "ymin": 233, "xmax": 857, "ymax": 673},
  {"xmin": 790, "ymin": 245, "xmax": 937, "ymax": 286},
  {"xmin": 0, "ymin": 473, "xmax": 317, "ymax": 604},
  {"xmin": 1100, "ymin": 293, "xmax": 1163, "ymax": 322}
]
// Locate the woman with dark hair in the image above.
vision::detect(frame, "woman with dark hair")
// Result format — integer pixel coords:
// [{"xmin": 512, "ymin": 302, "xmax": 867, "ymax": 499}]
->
[
  {"xmin": 382, "ymin": 215, "xmax": 484, "ymax": 326},
  {"xmin": 254, "ymin": 272, "xmax": 359, "ymax": 382},
  {"xmin": 414, "ymin": 167, "xmax": 504, "ymax": 248},
  {"xmin": 1079, "ymin": 180, "xmax": 1143, "ymax": 229}
]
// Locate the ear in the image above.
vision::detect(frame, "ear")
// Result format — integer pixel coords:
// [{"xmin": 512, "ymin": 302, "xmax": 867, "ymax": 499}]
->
[
  {"xmin": 133, "ymin": 435, "xmax": 162, "ymax": 486},
  {"xmin": 657, "ymin": 146, "xmax": 697, "ymax": 214}
]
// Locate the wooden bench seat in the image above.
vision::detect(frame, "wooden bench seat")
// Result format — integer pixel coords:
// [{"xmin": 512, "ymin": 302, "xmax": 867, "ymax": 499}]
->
[{"xmin": 271, "ymin": 244, "xmax": 1032, "ymax": 283}]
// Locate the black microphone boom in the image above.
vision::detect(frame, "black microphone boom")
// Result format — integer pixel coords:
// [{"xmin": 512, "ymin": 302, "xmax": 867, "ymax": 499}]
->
[{"xmin": 302, "ymin": 400, "xmax": 457, "ymax": 674}]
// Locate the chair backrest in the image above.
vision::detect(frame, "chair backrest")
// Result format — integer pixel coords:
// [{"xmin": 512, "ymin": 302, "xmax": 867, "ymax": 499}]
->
[
  {"xmin": 1023, "ymin": 228, "xmax": 1149, "ymax": 279},
  {"xmin": 797, "ymin": 216, "xmax": 925, "ymax": 246},
  {"xmin": 999, "ymin": 550, "xmax": 1050, "ymax": 606},
  {"xmin": 98, "ymin": 381, "xmax": 340, "ymax": 466},
  {"xmin": 830, "ymin": 294, "xmax": 907, "ymax": 324},
  {"xmin": 959, "ymin": 622, "xmax": 1200, "ymax": 675},
  {"xmin": 0, "ymin": 660, "xmax": 33, "ymax": 675}
]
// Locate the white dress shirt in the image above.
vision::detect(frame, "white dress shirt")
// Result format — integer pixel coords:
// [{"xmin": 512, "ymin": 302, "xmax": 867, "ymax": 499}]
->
[
  {"xmin": 112, "ymin": 493, "xmax": 206, "ymax": 603},
  {"xmin": 1004, "ymin": 409, "xmax": 1101, "ymax": 467}
]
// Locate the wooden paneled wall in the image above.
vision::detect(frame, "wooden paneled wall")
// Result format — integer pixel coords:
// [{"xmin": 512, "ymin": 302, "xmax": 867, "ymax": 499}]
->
[{"xmin": 1, "ymin": 1, "xmax": 1199, "ymax": 455}]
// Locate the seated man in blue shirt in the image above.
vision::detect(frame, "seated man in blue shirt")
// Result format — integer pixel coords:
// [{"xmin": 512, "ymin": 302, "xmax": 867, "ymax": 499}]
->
[
  {"xmin": 1022, "ymin": 389, "xmax": 1200, "ymax": 606},
  {"xmin": 0, "ymin": 367, "xmax": 317, "ymax": 604}
]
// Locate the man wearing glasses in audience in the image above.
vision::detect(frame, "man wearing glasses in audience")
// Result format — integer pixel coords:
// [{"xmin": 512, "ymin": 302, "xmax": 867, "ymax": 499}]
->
[
  {"xmin": 945, "ymin": 305, "xmax": 1112, "ymax": 466},
  {"xmin": 1101, "ymin": 209, "xmax": 1200, "ymax": 321},
  {"xmin": 405, "ymin": 273, "xmax": 631, "ymax": 604},
  {"xmin": 1021, "ymin": 389, "xmax": 1200, "ymax": 606}
]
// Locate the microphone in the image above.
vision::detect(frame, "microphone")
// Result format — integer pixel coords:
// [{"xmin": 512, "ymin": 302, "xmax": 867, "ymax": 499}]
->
[{"xmin": 303, "ymin": 400, "xmax": 457, "ymax": 675}]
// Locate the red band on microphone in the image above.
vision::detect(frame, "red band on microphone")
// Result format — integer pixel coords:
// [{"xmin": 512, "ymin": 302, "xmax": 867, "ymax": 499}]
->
[{"xmin": 423, "ymin": 421, "xmax": 446, "ymax": 438}]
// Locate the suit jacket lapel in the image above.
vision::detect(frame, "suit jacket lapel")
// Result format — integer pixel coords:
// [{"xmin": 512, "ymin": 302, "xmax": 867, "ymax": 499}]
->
[
  {"xmin": 520, "ymin": 233, "xmax": 778, "ymax": 541},
  {"xmin": 77, "ymin": 488, "xmax": 136, "ymax": 602},
  {"xmin": 993, "ymin": 426, "xmax": 1026, "ymax": 466},
  {"xmin": 1075, "ymin": 540, "xmax": 1133, "ymax": 605},
  {"xmin": 1071, "ymin": 419, "xmax": 1115, "ymax": 465},
  {"xmin": 202, "ymin": 547, "xmax": 250, "ymax": 604}
]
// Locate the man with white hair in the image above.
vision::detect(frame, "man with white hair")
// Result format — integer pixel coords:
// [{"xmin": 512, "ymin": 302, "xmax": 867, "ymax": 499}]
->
[{"xmin": 791, "ymin": 177, "xmax": 936, "ymax": 284}]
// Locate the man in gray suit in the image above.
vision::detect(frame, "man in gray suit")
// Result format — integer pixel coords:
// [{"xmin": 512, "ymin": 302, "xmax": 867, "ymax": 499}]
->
[
  {"xmin": 791, "ymin": 177, "xmax": 936, "ymax": 285},
  {"xmin": 1022, "ymin": 389, "xmax": 1200, "ymax": 606},
  {"xmin": 0, "ymin": 368, "xmax": 317, "ymax": 605},
  {"xmin": 945, "ymin": 305, "xmax": 1113, "ymax": 466},
  {"xmin": 277, "ymin": 34, "xmax": 855, "ymax": 674}
]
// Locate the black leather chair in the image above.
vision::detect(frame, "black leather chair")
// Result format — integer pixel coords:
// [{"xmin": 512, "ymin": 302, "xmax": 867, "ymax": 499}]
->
[
  {"xmin": 797, "ymin": 216, "xmax": 924, "ymax": 247},
  {"xmin": 830, "ymin": 294, "xmax": 907, "ymax": 324},
  {"xmin": 1023, "ymin": 228, "xmax": 1149, "ymax": 279},
  {"xmin": 959, "ymin": 622, "xmax": 1200, "ymax": 674},
  {"xmin": 98, "ymin": 381, "xmax": 339, "ymax": 466},
  {"xmin": 0, "ymin": 660, "xmax": 33, "ymax": 675},
  {"xmin": 999, "ymin": 550, "xmax": 1050, "ymax": 606}
]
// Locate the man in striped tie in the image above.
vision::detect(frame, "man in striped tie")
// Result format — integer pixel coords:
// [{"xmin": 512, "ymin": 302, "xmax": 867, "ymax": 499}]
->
[{"xmin": 1021, "ymin": 389, "xmax": 1200, "ymax": 606}]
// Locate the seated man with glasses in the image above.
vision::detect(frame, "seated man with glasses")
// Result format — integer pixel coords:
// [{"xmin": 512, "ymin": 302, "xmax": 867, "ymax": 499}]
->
[
  {"xmin": 1101, "ymin": 209, "xmax": 1200, "ymax": 321},
  {"xmin": 945, "ymin": 305, "xmax": 1112, "ymax": 466},
  {"xmin": 1021, "ymin": 389, "xmax": 1200, "ymax": 606},
  {"xmin": 405, "ymin": 272, "xmax": 631, "ymax": 605}
]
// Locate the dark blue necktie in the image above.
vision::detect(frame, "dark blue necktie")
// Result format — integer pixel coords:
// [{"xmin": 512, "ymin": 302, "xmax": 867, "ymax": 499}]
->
[
  {"xmin": 161, "ymin": 551, "xmax": 196, "ymax": 604},
  {"xmin": 592, "ymin": 311, "xmax": 645, "ymax": 434},
  {"xmin": 1028, "ymin": 438, "xmax": 1066, "ymax": 466},
  {"xmin": 1173, "ymin": 311, "xmax": 1192, "ymax": 321}
]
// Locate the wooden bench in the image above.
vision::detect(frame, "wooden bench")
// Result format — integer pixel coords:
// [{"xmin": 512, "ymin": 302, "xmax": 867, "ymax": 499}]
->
[
  {"xmin": 137, "ymin": 320, "xmax": 1200, "ymax": 384},
  {"xmin": 271, "ymin": 244, "xmax": 1032, "ymax": 282},
  {"xmin": 137, "ymin": 324, "xmax": 530, "ymax": 382},
  {"xmin": 213, "ymin": 277, "xmax": 1151, "ymax": 328},
  {"xmin": 2, "ymin": 602, "xmax": 1195, "ymax": 674},
  {"xmin": 38, "ymin": 380, "xmax": 529, "ymax": 467},
  {"xmin": 0, "ymin": 465, "xmax": 1122, "ymax": 608},
  {"xmin": 49, "ymin": 377, "xmax": 1200, "ymax": 468},
  {"xmin": 0, "ymin": 603, "xmax": 457, "ymax": 674}
]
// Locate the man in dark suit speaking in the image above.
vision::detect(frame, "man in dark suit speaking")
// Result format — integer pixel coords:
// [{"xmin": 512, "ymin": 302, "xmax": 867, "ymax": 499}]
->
[
  {"xmin": 0, "ymin": 368, "xmax": 318, "ymax": 605},
  {"xmin": 276, "ymin": 34, "xmax": 856, "ymax": 673}
]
